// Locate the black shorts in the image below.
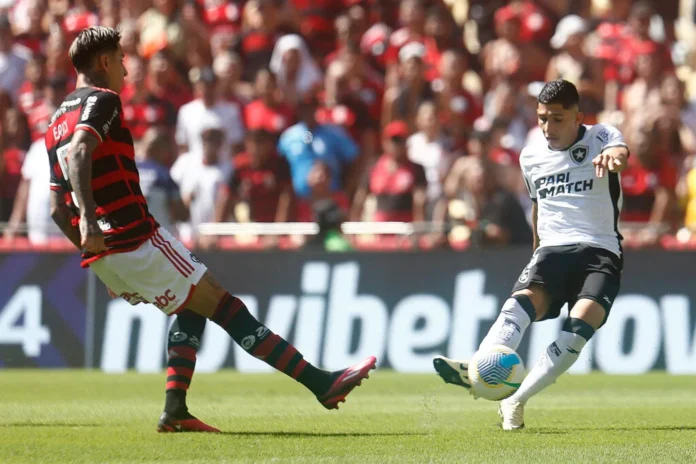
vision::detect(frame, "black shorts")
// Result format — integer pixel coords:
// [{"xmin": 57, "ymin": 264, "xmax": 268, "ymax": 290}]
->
[{"xmin": 511, "ymin": 244, "xmax": 622, "ymax": 323}]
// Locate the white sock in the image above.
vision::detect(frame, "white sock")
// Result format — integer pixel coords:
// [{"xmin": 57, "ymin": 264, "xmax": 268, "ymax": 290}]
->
[
  {"xmin": 509, "ymin": 330, "xmax": 588, "ymax": 404},
  {"xmin": 479, "ymin": 297, "xmax": 535, "ymax": 352}
]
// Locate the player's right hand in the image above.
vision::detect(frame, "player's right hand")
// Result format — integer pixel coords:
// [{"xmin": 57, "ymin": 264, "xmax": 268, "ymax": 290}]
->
[{"xmin": 79, "ymin": 218, "xmax": 108, "ymax": 254}]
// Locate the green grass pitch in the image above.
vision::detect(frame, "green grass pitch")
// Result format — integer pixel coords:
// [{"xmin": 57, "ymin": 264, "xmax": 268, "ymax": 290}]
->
[{"xmin": 1, "ymin": 371, "xmax": 695, "ymax": 463}]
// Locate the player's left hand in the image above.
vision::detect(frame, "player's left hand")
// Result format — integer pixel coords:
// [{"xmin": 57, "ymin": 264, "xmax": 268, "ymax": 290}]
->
[{"xmin": 592, "ymin": 152, "xmax": 623, "ymax": 178}]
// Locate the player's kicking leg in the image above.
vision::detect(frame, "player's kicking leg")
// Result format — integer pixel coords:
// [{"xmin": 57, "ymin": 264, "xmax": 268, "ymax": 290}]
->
[
  {"xmin": 185, "ymin": 271, "xmax": 377, "ymax": 412},
  {"xmin": 157, "ymin": 310, "xmax": 219, "ymax": 433},
  {"xmin": 434, "ymin": 285, "xmax": 549, "ymax": 398},
  {"xmin": 497, "ymin": 298, "xmax": 604, "ymax": 430},
  {"xmin": 93, "ymin": 228, "xmax": 376, "ymax": 434}
]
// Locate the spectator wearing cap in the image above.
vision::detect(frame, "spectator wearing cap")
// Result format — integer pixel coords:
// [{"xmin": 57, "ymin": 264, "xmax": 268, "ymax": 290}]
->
[
  {"xmin": 176, "ymin": 66, "xmax": 245, "ymax": 159},
  {"xmin": 546, "ymin": 15, "xmax": 604, "ymax": 124},
  {"xmin": 216, "ymin": 129, "xmax": 294, "ymax": 224},
  {"xmin": 277, "ymin": 95, "xmax": 359, "ymax": 200},
  {"xmin": 136, "ymin": 128, "xmax": 188, "ymax": 236},
  {"xmin": 269, "ymin": 34, "xmax": 323, "ymax": 109},
  {"xmin": 352, "ymin": 120, "xmax": 427, "ymax": 223},
  {"xmin": 121, "ymin": 56, "xmax": 176, "ymax": 142},
  {"xmin": 244, "ymin": 68, "xmax": 295, "ymax": 140},
  {"xmin": 433, "ymin": 49, "xmax": 482, "ymax": 151},
  {"xmin": 26, "ymin": 74, "xmax": 68, "ymax": 142},
  {"xmin": 0, "ymin": 14, "xmax": 28, "ymax": 102},
  {"xmin": 382, "ymin": 42, "xmax": 435, "ymax": 132}
]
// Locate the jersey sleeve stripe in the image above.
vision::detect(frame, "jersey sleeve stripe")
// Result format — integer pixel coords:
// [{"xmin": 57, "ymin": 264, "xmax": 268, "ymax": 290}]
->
[
  {"xmin": 75, "ymin": 123, "xmax": 103, "ymax": 142},
  {"xmin": 601, "ymin": 142, "xmax": 628, "ymax": 152}
]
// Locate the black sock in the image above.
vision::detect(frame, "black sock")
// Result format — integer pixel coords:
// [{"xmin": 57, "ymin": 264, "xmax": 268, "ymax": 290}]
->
[
  {"xmin": 164, "ymin": 310, "xmax": 206, "ymax": 415},
  {"xmin": 211, "ymin": 293, "xmax": 333, "ymax": 396}
]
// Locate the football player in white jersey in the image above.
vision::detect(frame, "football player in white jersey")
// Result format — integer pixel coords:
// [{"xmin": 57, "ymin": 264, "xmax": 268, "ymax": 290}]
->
[{"xmin": 433, "ymin": 79, "xmax": 629, "ymax": 430}]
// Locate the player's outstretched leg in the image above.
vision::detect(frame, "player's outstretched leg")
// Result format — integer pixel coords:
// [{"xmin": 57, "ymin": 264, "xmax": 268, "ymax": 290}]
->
[
  {"xmin": 433, "ymin": 293, "xmax": 539, "ymax": 392},
  {"xmin": 157, "ymin": 310, "xmax": 220, "ymax": 433},
  {"xmin": 499, "ymin": 299, "xmax": 603, "ymax": 430},
  {"xmin": 189, "ymin": 273, "xmax": 376, "ymax": 410}
]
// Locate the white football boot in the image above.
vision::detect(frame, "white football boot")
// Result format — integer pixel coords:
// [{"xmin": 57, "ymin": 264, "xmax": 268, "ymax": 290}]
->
[
  {"xmin": 432, "ymin": 356, "xmax": 474, "ymax": 395},
  {"xmin": 498, "ymin": 398, "xmax": 525, "ymax": 430}
]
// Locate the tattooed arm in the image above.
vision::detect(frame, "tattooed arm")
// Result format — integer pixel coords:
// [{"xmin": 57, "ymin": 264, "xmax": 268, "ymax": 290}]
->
[
  {"xmin": 49, "ymin": 188, "xmax": 81, "ymax": 249},
  {"xmin": 68, "ymin": 130, "xmax": 107, "ymax": 253}
]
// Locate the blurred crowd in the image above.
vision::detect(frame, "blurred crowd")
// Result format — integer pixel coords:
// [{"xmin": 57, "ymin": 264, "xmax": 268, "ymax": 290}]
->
[{"xmin": 2, "ymin": 0, "xmax": 696, "ymax": 251}]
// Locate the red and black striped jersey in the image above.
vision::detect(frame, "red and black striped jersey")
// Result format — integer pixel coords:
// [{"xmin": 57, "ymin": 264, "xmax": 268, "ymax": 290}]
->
[{"xmin": 45, "ymin": 86, "xmax": 159, "ymax": 267}]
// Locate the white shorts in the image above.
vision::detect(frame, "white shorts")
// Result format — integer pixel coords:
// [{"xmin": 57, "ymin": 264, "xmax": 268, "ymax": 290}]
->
[{"xmin": 90, "ymin": 228, "xmax": 208, "ymax": 315}]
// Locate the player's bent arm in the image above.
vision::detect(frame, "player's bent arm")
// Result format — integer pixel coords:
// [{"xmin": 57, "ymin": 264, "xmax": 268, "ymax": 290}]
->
[
  {"xmin": 68, "ymin": 130, "xmax": 101, "ymax": 219},
  {"xmin": 49, "ymin": 189, "xmax": 81, "ymax": 249},
  {"xmin": 603, "ymin": 145, "xmax": 629, "ymax": 173}
]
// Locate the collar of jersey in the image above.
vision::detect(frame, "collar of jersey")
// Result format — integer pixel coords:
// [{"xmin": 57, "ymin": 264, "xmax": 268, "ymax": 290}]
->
[{"xmin": 547, "ymin": 125, "xmax": 587, "ymax": 152}]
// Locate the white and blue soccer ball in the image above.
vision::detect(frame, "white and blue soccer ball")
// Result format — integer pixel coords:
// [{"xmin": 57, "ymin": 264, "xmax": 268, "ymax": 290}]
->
[{"xmin": 469, "ymin": 345, "xmax": 526, "ymax": 401}]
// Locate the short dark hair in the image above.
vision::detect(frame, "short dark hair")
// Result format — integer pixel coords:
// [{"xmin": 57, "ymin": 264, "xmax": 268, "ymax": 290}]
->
[
  {"xmin": 68, "ymin": 26, "xmax": 121, "ymax": 73},
  {"xmin": 537, "ymin": 79, "xmax": 579, "ymax": 109}
]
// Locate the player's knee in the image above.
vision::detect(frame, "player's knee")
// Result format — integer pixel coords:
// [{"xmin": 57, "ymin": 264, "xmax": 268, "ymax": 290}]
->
[
  {"xmin": 510, "ymin": 293, "xmax": 537, "ymax": 322},
  {"xmin": 512, "ymin": 285, "xmax": 549, "ymax": 321},
  {"xmin": 188, "ymin": 271, "xmax": 229, "ymax": 318},
  {"xmin": 562, "ymin": 317, "xmax": 596, "ymax": 341}
]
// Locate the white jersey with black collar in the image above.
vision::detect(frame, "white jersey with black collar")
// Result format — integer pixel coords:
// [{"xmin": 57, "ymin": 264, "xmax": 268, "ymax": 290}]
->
[{"xmin": 520, "ymin": 124, "xmax": 628, "ymax": 258}]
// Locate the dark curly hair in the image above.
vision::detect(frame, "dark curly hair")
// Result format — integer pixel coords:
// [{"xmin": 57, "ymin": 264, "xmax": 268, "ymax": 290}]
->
[{"xmin": 538, "ymin": 79, "xmax": 579, "ymax": 109}]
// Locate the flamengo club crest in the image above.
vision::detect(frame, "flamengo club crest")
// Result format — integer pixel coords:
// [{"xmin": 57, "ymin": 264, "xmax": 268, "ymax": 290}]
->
[{"xmin": 570, "ymin": 145, "xmax": 588, "ymax": 165}]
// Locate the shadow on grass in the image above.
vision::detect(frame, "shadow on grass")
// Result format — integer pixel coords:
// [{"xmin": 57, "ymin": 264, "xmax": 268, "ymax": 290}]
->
[
  {"xmin": 531, "ymin": 425, "xmax": 696, "ymax": 434},
  {"xmin": 0, "ymin": 423, "xmax": 103, "ymax": 428},
  {"xmin": 217, "ymin": 431, "xmax": 426, "ymax": 438}
]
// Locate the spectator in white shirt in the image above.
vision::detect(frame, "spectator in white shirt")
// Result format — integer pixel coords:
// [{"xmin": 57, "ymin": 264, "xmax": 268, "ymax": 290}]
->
[
  {"xmin": 407, "ymin": 101, "xmax": 453, "ymax": 219},
  {"xmin": 174, "ymin": 126, "xmax": 231, "ymax": 248},
  {"xmin": 3, "ymin": 139, "xmax": 60, "ymax": 244},
  {"xmin": 175, "ymin": 66, "xmax": 245, "ymax": 159}
]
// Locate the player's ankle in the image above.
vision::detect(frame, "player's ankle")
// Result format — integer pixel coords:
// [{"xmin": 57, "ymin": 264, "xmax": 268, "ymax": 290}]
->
[
  {"xmin": 164, "ymin": 389, "xmax": 189, "ymax": 415},
  {"xmin": 299, "ymin": 366, "xmax": 334, "ymax": 397}
]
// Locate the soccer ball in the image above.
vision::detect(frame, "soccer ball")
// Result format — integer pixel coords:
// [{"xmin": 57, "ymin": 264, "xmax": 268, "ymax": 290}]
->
[{"xmin": 468, "ymin": 345, "xmax": 526, "ymax": 401}]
